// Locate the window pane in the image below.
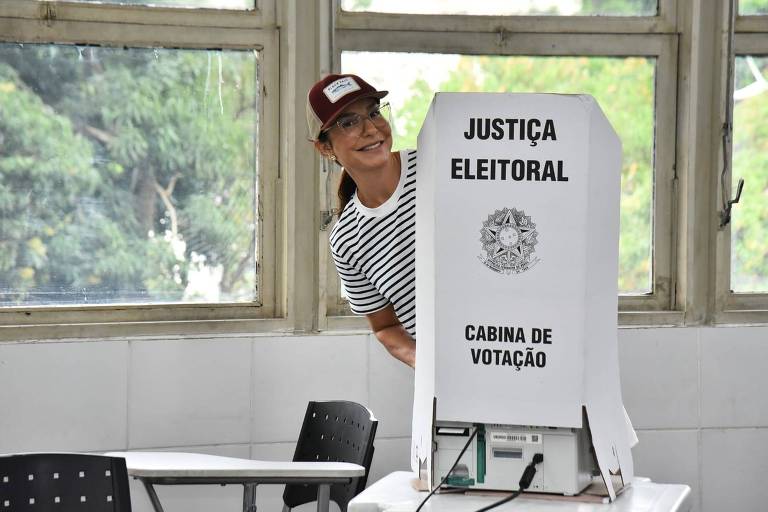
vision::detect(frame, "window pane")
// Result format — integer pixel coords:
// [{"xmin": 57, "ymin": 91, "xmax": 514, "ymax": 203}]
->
[
  {"xmin": 42, "ymin": 0, "xmax": 255, "ymax": 9},
  {"xmin": 731, "ymin": 56, "xmax": 768, "ymax": 292},
  {"xmin": 342, "ymin": 52, "xmax": 655, "ymax": 294},
  {"xmin": 0, "ymin": 44, "xmax": 260, "ymax": 306},
  {"xmin": 341, "ymin": 0, "xmax": 657, "ymax": 16},
  {"xmin": 739, "ymin": 0, "xmax": 768, "ymax": 15}
]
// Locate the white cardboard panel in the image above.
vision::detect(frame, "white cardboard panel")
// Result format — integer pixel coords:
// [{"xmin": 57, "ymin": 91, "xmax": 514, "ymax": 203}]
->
[
  {"xmin": 429, "ymin": 93, "xmax": 592, "ymax": 427},
  {"xmin": 413, "ymin": 92, "xmax": 633, "ymax": 497},
  {"xmin": 581, "ymin": 99, "xmax": 634, "ymax": 497},
  {"xmin": 412, "ymin": 97, "xmax": 438, "ymax": 476},
  {"xmin": 432, "ymin": 94, "xmax": 587, "ymax": 426}
]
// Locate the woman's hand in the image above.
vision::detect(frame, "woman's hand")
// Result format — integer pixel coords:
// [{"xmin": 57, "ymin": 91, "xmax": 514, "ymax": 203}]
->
[{"xmin": 366, "ymin": 304, "xmax": 416, "ymax": 368}]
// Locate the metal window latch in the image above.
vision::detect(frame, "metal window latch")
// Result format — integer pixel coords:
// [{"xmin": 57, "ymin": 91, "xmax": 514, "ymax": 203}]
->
[
  {"xmin": 719, "ymin": 177, "xmax": 744, "ymax": 228},
  {"xmin": 40, "ymin": 2, "xmax": 57, "ymax": 26},
  {"xmin": 496, "ymin": 27, "xmax": 509, "ymax": 47},
  {"xmin": 320, "ymin": 210, "xmax": 335, "ymax": 231}
]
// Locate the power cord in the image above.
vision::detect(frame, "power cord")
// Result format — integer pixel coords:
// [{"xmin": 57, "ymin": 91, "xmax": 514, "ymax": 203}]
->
[
  {"xmin": 414, "ymin": 426, "xmax": 478, "ymax": 512},
  {"xmin": 473, "ymin": 453, "xmax": 544, "ymax": 512}
]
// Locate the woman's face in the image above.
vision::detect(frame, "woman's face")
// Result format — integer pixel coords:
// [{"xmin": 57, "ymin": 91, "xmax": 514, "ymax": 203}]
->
[{"xmin": 320, "ymin": 98, "xmax": 393, "ymax": 172}]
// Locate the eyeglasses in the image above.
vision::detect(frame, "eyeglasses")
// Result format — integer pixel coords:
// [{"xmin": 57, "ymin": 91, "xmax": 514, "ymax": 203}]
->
[{"xmin": 324, "ymin": 102, "xmax": 391, "ymax": 137}]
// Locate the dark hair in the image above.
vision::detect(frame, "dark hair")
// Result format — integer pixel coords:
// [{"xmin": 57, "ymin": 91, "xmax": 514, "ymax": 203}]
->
[
  {"xmin": 319, "ymin": 131, "xmax": 357, "ymax": 214},
  {"xmin": 337, "ymin": 170, "xmax": 357, "ymax": 215}
]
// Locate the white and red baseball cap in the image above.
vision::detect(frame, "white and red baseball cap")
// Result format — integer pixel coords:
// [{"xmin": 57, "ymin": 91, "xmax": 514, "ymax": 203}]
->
[{"xmin": 306, "ymin": 73, "xmax": 388, "ymax": 141}]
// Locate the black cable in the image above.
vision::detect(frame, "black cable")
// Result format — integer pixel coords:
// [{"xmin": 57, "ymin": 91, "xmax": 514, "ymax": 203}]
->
[
  {"xmin": 474, "ymin": 490, "xmax": 521, "ymax": 512},
  {"xmin": 414, "ymin": 426, "xmax": 478, "ymax": 512},
  {"xmin": 474, "ymin": 453, "xmax": 544, "ymax": 512}
]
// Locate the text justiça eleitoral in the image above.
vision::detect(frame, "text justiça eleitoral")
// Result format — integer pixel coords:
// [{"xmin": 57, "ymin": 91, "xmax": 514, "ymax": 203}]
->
[{"xmin": 451, "ymin": 117, "xmax": 568, "ymax": 182}]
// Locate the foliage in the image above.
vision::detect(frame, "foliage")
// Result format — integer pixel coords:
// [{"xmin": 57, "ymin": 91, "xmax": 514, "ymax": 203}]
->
[
  {"xmin": 580, "ymin": 0, "xmax": 656, "ymax": 15},
  {"xmin": 346, "ymin": 0, "xmax": 373, "ymax": 9},
  {"xmin": 0, "ymin": 45, "xmax": 258, "ymax": 305},
  {"xmin": 343, "ymin": 0, "xmax": 654, "ymax": 15},
  {"xmin": 739, "ymin": 0, "xmax": 768, "ymax": 15},
  {"xmin": 732, "ymin": 57, "xmax": 768, "ymax": 292}
]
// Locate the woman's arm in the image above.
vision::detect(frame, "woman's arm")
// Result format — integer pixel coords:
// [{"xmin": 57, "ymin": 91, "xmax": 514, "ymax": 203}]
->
[{"xmin": 366, "ymin": 304, "xmax": 416, "ymax": 368}]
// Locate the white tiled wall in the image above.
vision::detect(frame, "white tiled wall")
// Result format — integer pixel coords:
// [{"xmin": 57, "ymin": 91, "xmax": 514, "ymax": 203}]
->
[
  {"xmin": 0, "ymin": 340, "xmax": 129, "ymax": 453},
  {"xmin": 700, "ymin": 327, "xmax": 768, "ymax": 428},
  {"xmin": 619, "ymin": 326, "xmax": 768, "ymax": 512},
  {"xmin": 618, "ymin": 327, "xmax": 699, "ymax": 429},
  {"xmin": 128, "ymin": 338, "xmax": 252, "ymax": 448},
  {"xmin": 0, "ymin": 326, "xmax": 766, "ymax": 511},
  {"xmin": 251, "ymin": 335, "xmax": 369, "ymax": 443}
]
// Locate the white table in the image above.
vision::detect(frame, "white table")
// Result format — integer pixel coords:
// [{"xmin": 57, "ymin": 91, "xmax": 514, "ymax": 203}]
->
[
  {"xmin": 348, "ymin": 472, "xmax": 691, "ymax": 512},
  {"xmin": 106, "ymin": 451, "xmax": 365, "ymax": 512}
]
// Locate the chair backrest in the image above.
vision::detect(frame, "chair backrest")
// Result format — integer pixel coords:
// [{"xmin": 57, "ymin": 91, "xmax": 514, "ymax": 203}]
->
[
  {"xmin": 0, "ymin": 453, "xmax": 132, "ymax": 511},
  {"xmin": 283, "ymin": 401, "xmax": 378, "ymax": 512}
]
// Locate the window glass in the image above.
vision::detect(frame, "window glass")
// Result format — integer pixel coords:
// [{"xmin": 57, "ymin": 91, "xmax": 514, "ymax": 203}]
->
[
  {"xmin": 342, "ymin": 51, "xmax": 655, "ymax": 294},
  {"xmin": 739, "ymin": 0, "xmax": 768, "ymax": 15},
  {"xmin": 0, "ymin": 44, "xmax": 260, "ymax": 306},
  {"xmin": 41, "ymin": 0, "xmax": 255, "ymax": 9},
  {"xmin": 731, "ymin": 55, "xmax": 768, "ymax": 293},
  {"xmin": 341, "ymin": 0, "xmax": 657, "ymax": 16}
]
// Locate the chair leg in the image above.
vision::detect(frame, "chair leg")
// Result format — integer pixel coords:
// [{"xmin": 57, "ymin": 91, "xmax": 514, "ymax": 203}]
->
[
  {"xmin": 242, "ymin": 483, "xmax": 258, "ymax": 512},
  {"xmin": 316, "ymin": 484, "xmax": 331, "ymax": 512}
]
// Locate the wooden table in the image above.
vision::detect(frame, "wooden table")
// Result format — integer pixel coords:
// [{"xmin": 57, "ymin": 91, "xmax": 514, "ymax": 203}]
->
[{"xmin": 106, "ymin": 451, "xmax": 365, "ymax": 512}]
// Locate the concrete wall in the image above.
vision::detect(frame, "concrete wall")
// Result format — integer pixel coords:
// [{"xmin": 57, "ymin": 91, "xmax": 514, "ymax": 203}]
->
[{"xmin": 1, "ymin": 325, "xmax": 766, "ymax": 511}]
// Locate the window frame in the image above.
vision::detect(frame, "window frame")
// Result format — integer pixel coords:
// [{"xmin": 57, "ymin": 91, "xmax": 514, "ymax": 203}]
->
[
  {"xmin": 4, "ymin": 1, "xmax": 767, "ymax": 340},
  {"xmin": 321, "ymin": 0, "xmax": 683, "ymax": 330},
  {"xmin": 0, "ymin": 0, "xmax": 284, "ymax": 341},
  {"xmin": 714, "ymin": 10, "xmax": 768, "ymax": 323}
]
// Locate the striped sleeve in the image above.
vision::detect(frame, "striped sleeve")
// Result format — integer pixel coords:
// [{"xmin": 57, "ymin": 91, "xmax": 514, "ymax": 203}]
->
[{"xmin": 331, "ymin": 245, "xmax": 390, "ymax": 315}]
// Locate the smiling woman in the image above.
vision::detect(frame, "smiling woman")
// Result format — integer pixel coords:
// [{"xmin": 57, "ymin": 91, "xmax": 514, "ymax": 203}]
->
[{"xmin": 308, "ymin": 74, "xmax": 417, "ymax": 368}]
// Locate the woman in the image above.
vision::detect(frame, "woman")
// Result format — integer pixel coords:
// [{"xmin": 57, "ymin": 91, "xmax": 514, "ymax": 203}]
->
[{"xmin": 307, "ymin": 73, "xmax": 416, "ymax": 368}]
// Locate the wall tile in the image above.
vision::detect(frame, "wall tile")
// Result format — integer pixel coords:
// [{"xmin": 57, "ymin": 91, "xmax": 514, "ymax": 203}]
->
[
  {"xmin": 250, "ymin": 441, "xmax": 296, "ymax": 461},
  {"xmin": 367, "ymin": 334, "xmax": 415, "ymax": 438},
  {"xmin": 618, "ymin": 327, "xmax": 699, "ymax": 429},
  {"xmin": 0, "ymin": 341, "xmax": 128, "ymax": 453},
  {"xmin": 129, "ymin": 443, "xmax": 251, "ymax": 457},
  {"xmin": 633, "ymin": 430, "xmax": 700, "ymax": 511},
  {"xmin": 701, "ymin": 326, "xmax": 768, "ymax": 428},
  {"xmin": 252, "ymin": 335, "xmax": 368, "ymax": 443},
  {"xmin": 701, "ymin": 428, "xmax": 768, "ymax": 512},
  {"xmin": 128, "ymin": 338, "xmax": 252, "ymax": 448},
  {"xmin": 367, "ymin": 437, "xmax": 412, "ymax": 486}
]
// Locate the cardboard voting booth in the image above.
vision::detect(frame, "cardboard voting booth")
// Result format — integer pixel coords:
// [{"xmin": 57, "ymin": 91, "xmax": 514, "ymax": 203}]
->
[{"xmin": 412, "ymin": 92, "xmax": 634, "ymax": 501}]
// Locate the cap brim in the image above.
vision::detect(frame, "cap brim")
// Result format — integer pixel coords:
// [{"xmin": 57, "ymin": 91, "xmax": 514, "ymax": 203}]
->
[{"xmin": 319, "ymin": 90, "xmax": 389, "ymax": 133}]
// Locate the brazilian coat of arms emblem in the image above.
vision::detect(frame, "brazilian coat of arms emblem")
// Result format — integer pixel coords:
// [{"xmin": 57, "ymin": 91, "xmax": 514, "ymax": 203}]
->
[{"xmin": 479, "ymin": 207, "xmax": 539, "ymax": 274}]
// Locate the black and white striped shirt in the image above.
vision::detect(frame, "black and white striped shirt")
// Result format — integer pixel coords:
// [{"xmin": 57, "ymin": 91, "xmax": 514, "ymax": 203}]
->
[{"xmin": 329, "ymin": 149, "xmax": 417, "ymax": 337}]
